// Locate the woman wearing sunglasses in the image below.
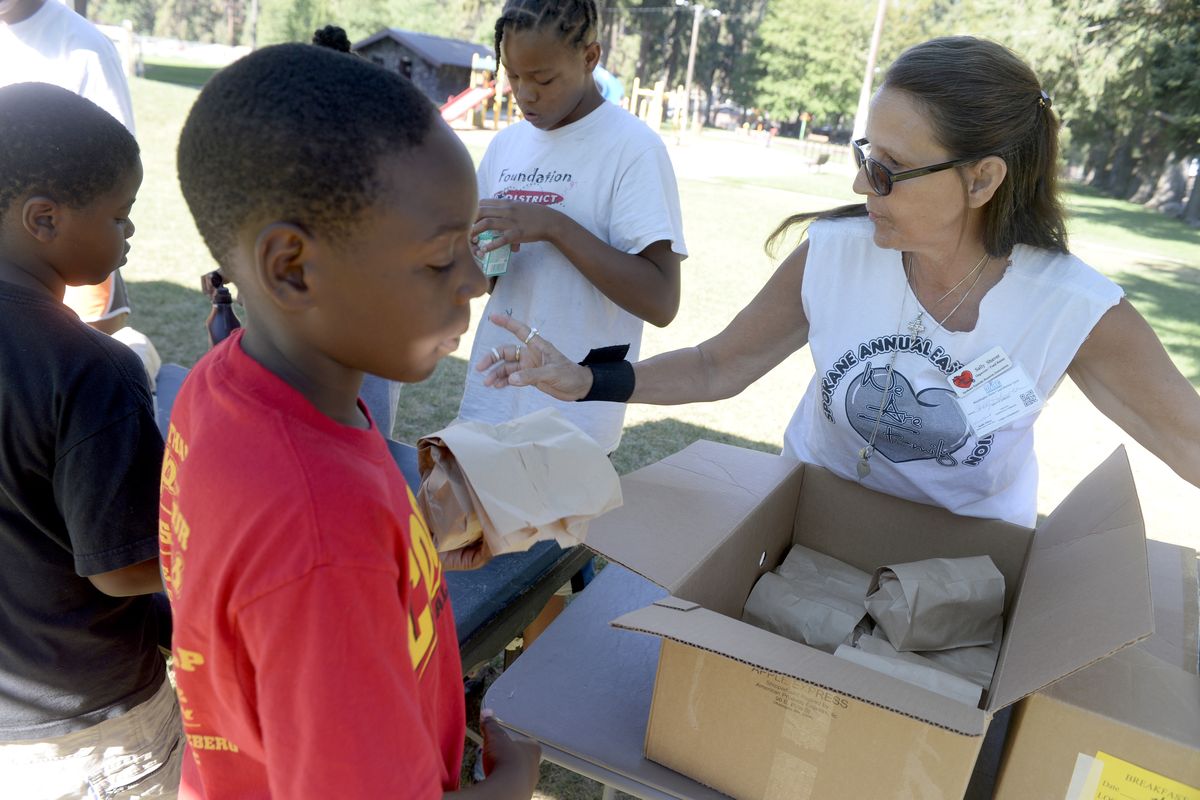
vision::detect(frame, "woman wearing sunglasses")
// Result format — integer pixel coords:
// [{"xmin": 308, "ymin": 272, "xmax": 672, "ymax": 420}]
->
[{"xmin": 476, "ymin": 35, "xmax": 1200, "ymax": 527}]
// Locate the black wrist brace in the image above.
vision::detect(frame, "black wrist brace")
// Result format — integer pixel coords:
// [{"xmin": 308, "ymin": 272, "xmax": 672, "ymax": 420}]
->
[{"xmin": 577, "ymin": 345, "xmax": 634, "ymax": 403}]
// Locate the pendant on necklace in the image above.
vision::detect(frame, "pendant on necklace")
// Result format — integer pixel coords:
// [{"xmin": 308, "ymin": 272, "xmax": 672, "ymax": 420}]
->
[
  {"xmin": 856, "ymin": 447, "xmax": 872, "ymax": 479},
  {"xmin": 907, "ymin": 313, "xmax": 926, "ymax": 337}
]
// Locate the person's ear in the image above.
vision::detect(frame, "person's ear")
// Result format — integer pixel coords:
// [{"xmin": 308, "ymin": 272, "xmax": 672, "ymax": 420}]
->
[
  {"xmin": 966, "ymin": 156, "xmax": 1008, "ymax": 208},
  {"xmin": 252, "ymin": 222, "xmax": 316, "ymax": 312},
  {"xmin": 583, "ymin": 41, "xmax": 601, "ymax": 72},
  {"xmin": 21, "ymin": 196, "xmax": 60, "ymax": 243}
]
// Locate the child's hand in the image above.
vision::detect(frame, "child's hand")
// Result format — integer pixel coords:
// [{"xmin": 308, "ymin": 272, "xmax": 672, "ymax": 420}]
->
[
  {"xmin": 479, "ymin": 710, "xmax": 540, "ymax": 795},
  {"xmin": 473, "ymin": 199, "xmax": 561, "ymax": 253},
  {"xmin": 476, "ymin": 314, "xmax": 594, "ymax": 401},
  {"xmin": 441, "ymin": 537, "xmax": 492, "ymax": 571}
]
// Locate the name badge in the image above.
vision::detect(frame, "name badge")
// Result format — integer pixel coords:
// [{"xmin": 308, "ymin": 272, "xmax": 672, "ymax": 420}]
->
[{"xmin": 948, "ymin": 347, "xmax": 1043, "ymax": 437}]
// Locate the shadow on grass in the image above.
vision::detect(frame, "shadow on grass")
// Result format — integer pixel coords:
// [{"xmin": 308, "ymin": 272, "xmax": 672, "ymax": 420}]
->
[
  {"xmin": 126, "ymin": 278, "xmax": 217, "ymax": 368},
  {"xmin": 142, "ymin": 61, "xmax": 220, "ymax": 88},
  {"xmin": 1064, "ymin": 184, "xmax": 1200, "ymax": 252},
  {"xmin": 612, "ymin": 418, "xmax": 778, "ymax": 475},
  {"xmin": 1112, "ymin": 263, "xmax": 1200, "ymax": 384}
]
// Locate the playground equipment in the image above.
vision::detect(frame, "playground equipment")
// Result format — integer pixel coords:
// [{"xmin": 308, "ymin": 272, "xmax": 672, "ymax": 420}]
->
[
  {"xmin": 440, "ymin": 52, "xmax": 521, "ymax": 129},
  {"xmin": 622, "ymin": 77, "xmax": 666, "ymax": 131},
  {"xmin": 440, "ymin": 84, "xmax": 495, "ymax": 124}
]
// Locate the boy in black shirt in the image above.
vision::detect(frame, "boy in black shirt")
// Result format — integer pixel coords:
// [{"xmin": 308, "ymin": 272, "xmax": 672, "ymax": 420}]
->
[{"xmin": 0, "ymin": 83, "xmax": 182, "ymax": 798}]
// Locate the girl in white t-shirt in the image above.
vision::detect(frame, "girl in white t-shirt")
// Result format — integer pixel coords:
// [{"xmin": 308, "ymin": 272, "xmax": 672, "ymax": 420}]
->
[{"xmin": 459, "ymin": 0, "xmax": 688, "ymax": 456}]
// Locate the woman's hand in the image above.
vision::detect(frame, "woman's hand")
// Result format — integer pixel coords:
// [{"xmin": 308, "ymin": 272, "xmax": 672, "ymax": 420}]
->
[
  {"xmin": 472, "ymin": 199, "xmax": 562, "ymax": 254},
  {"xmin": 476, "ymin": 314, "xmax": 594, "ymax": 401}
]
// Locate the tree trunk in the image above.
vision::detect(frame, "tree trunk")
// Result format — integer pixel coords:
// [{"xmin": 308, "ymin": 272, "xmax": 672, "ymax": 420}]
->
[
  {"xmin": 605, "ymin": 3, "xmax": 621, "ymax": 68},
  {"xmin": 1146, "ymin": 156, "xmax": 1189, "ymax": 215},
  {"xmin": 72, "ymin": 0, "xmax": 87, "ymax": 17},
  {"xmin": 1086, "ymin": 141, "xmax": 1111, "ymax": 188},
  {"xmin": 1105, "ymin": 134, "xmax": 1136, "ymax": 197},
  {"xmin": 662, "ymin": 13, "xmax": 682, "ymax": 87},
  {"xmin": 1183, "ymin": 162, "xmax": 1200, "ymax": 226}
]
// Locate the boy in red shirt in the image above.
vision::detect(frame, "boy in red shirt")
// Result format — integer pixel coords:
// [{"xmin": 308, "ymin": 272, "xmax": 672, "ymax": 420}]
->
[{"xmin": 162, "ymin": 43, "xmax": 540, "ymax": 798}]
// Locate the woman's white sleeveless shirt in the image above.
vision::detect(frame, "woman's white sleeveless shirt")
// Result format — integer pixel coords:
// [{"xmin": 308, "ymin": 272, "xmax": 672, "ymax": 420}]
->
[{"xmin": 783, "ymin": 217, "xmax": 1123, "ymax": 527}]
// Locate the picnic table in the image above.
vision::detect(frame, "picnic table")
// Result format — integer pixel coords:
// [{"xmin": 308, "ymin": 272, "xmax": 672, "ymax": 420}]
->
[{"xmin": 482, "ymin": 562, "xmax": 1011, "ymax": 800}]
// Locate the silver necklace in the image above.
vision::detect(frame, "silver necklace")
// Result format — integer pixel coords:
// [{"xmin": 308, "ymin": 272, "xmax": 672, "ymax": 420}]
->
[
  {"xmin": 855, "ymin": 251, "xmax": 991, "ymax": 480},
  {"xmin": 902, "ymin": 250, "xmax": 989, "ymax": 337}
]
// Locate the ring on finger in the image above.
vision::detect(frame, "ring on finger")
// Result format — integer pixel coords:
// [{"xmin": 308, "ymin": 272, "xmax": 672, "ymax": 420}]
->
[
  {"xmin": 490, "ymin": 346, "xmax": 501, "ymax": 361},
  {"xmin": 514, "ymin": 344, "xmax": 522, "ymax": 360},
  {"xmin": 523, "ymin": 326, "xmax": 539, "ymax": 345}
]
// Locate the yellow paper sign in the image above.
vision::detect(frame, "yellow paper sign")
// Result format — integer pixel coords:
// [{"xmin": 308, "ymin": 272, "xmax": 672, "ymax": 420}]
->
[{"xmin": 1090, "ymin": 751, "xmax": 1199, "ymax": 800}]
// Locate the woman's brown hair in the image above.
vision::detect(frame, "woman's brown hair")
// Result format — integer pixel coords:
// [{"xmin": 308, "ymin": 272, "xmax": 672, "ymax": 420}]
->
[{"xmin": 767, "ymin": 36, "xmax": 1067, "ymax": 258}]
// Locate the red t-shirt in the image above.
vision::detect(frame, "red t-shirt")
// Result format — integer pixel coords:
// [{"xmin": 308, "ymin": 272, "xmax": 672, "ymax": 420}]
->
[{"xmin": 159, "ymin": 331, "xmax": 464, "ymax": 799}]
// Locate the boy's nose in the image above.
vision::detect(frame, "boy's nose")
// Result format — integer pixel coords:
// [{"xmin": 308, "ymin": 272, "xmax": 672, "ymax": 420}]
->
[
  {"xmin": 461, "ymin": 260, "xmax": 487, "ymax": 301},
  {"xmin": 457, "ymin": 242, "xmax": 487, "ymax": 301},
  {"xmin": 124, "ymin": 219, "xmax": 136, "ymax": 237}
]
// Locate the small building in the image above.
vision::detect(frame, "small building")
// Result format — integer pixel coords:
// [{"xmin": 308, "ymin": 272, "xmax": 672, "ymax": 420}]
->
[{"xmin": 353, "ymin": 29, "xmax": 493, "ymax": 106}]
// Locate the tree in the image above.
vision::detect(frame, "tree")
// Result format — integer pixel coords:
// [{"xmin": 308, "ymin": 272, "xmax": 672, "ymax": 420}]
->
[
  {"xmin": 749, "ymin": 0, "xmax": 873, "ymax": 127},
  {"xmin": 90, "ymin": 0, "xmax": 158, "ymax": 33}
]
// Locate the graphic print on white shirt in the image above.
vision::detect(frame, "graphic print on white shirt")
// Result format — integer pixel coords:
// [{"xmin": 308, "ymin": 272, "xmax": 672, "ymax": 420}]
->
[
  {"xmin": 783, "ymin": 217, "xmax": 1122, "ymax": 526},
  {"xmin": 819, "ymin": 332, "xmax": 992, "ymax": 469},
  {"xmin": 847, "ymin": 363, "xmax": 971, "ymax": 467}
]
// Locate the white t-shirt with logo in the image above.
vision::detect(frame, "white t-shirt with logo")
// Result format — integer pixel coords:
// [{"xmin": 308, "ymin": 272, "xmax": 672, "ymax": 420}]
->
[
  {"xmin": 0, "ymin": 0, "xmax": 135, "ymax": 133},
  {"xmin": 459, "ymin": 101, "xmax": 687, "ymax": 453},
  {"xmin": 784, "ymin": 217, "xmax": 1123, "ymax": 527}
]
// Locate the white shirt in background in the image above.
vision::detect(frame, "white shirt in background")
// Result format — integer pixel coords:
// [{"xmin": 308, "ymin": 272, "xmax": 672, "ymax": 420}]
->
[{"xmin": 0, "ymin": 0, "xmax": 135, "ymax": 133}]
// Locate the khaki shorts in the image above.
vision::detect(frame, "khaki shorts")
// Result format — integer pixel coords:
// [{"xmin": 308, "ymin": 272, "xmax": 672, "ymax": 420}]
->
[{"xmin": 0, "ymin": 678, "xmax": 184, "ymax": 799}]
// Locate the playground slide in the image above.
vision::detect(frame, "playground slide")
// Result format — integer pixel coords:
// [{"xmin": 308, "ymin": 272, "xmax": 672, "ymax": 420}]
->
[{"xmin": 440, "ymin": 85, "xmax": 495, "ymax": 122}]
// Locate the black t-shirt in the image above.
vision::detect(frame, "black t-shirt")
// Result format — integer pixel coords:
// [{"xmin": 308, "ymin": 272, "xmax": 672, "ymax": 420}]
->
[{"xmin": 0, "ymin": 280, "xmax": 166, "ymax": 740}]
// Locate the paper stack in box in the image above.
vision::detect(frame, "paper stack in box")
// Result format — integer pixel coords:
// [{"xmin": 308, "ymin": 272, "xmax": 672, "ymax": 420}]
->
[{"xmin": 742, "ymin": 545, "xmax": 1004, "ymax": 705}]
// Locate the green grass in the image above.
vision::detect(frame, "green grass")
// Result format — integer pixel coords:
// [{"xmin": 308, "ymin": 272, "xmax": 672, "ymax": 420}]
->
[
  {"xmin": 142, "ymin": 58, "xmax": 221, "ymax": 88},
  {"xmin": 1064, "ymin": 184, "xmax": 1200, "ymax": 265},
  {"xmin": 123, "ymin": 79, "xmax": 213, "ymax": 365}
]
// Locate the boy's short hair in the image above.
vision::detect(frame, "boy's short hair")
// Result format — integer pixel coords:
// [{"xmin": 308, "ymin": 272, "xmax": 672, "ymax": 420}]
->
[
  {"xmin": 177, "ymin": 43, "xmax": 436, "ymax": 270},
  {"xmin": 0, "ymin": 83, "xmax": 139, "ymax": 225}
]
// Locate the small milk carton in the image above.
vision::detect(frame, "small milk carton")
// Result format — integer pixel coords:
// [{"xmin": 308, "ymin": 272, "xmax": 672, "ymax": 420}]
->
[{"xmin": 475, "ymin": 230, "xmax": 511, "ymax": 277}]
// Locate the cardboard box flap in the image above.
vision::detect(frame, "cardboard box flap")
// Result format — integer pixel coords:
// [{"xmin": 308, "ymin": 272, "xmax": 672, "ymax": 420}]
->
[
  {"xmin": 586, "ymin": 441, "xmax": 802, "ymax": 593},
  {"xmin": 1044, "ymin": 646, "xmax": 1200, "ymax": 748},
  {"xmin": 987, "ymin": 447, "xmax": 1152, "ymax": 712},
  {"xmin": 1143, "ymin": 540, "xmax": 1199, "ymax": 673},
  {"xmin": 613, "ymin": 602, "xmax": 989, "ymax": 736}
]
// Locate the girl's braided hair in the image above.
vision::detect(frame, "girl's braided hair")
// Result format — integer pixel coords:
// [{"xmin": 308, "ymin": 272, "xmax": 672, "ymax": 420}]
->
[{"xmin": 494, "ymin": 0, "xmax": 598, "ymax": 58}]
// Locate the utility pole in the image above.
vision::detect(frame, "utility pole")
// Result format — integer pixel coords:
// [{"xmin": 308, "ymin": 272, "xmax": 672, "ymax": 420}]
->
[
  {"xmin": 249, "ymin": 0, "xmax": 259, "ymax": 49},
  {"xmin": 684, "ymin": 3, "xmax": 702, "ymax": 119},
  {"xmin": 852, "ymin": 0, "xmax": 887, "ymax": 140},
  {"xmin": 678, "ymin": 0, "xmax": 721, "ymax": 133}
]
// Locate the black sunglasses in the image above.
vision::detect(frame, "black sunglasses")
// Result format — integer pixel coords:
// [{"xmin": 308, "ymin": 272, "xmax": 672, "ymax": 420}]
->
[{"xmin": 852, "ymin": 138, "xmax": 978, "ymax": 196}]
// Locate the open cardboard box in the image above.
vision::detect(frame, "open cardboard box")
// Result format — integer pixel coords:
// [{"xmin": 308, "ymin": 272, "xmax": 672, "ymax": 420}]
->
[
  {"xmin": 585, "ymin": 441, "xmax": 1152, "ymax": 800},
  {"xmin": 993, "ymin": 540, "xmax": 1199, "ymax": 798}
]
